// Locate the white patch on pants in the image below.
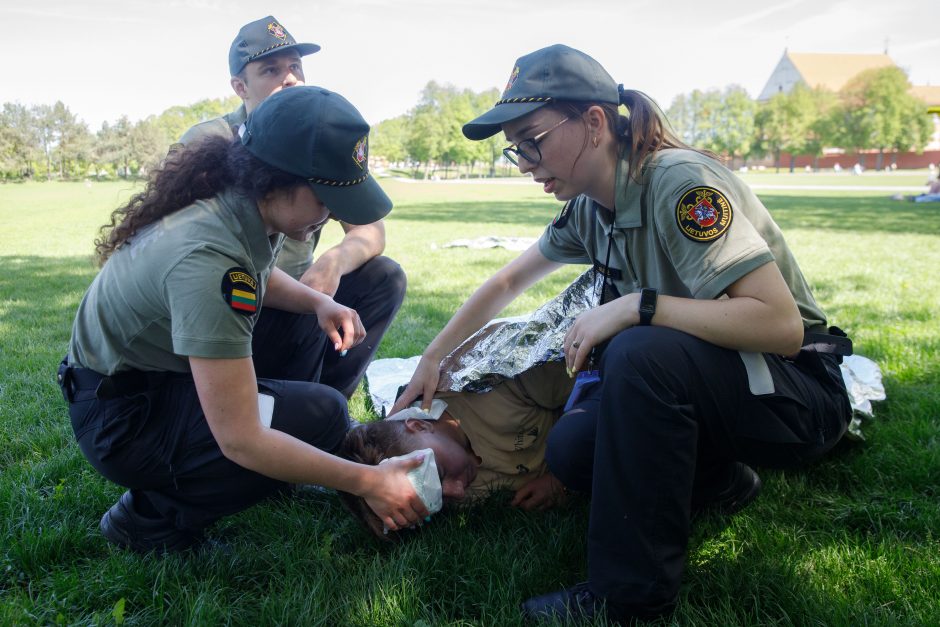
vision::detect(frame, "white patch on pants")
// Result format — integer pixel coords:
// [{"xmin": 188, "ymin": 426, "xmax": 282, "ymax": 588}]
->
[
  {"xmin": 739, "ymin": 351, "xmax": 775, "ymax": 395},
  {"xmin": 258, "ymin": 393, "xmax": 275, "ymax": 428}
]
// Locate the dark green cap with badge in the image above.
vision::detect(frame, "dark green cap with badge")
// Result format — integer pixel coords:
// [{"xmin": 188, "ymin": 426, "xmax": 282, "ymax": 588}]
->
[
  {"xmin": 241, "ymin": 86, "xmax": 392, "ymax": 225},
  {"xmin": 229, "ymin": 16, "xmax": 320, "ymax": 76},
  {"xmin": 463, "ymin": 44, "xmax": 620, "ymax": 140}
]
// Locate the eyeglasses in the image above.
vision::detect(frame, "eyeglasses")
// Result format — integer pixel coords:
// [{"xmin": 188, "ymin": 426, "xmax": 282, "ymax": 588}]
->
[{"xmin": 502, "ymin": 117, "xmax": 570, "ymax": 166}]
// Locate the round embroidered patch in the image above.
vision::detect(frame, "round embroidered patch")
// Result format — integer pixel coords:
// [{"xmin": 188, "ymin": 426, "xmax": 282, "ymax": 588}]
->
[
  {"xmin": 675, "ymin": 187, "xmax": 733, "ymax": 242},
  {"xmin": 221, "ymin": 267, "xmax": 258, "ymax": 316}
]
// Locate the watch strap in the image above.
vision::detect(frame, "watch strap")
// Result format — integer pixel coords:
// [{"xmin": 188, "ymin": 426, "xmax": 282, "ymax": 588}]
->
[{"xmin": 638, "ymin": 287, "xmax": 657, "ymax": 326}]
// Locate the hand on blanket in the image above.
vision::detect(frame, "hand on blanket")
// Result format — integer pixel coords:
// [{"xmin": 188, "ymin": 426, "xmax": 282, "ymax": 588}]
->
[{"xmin": 390, "ymin": 354, "xmax": 441, "ymax": 415}]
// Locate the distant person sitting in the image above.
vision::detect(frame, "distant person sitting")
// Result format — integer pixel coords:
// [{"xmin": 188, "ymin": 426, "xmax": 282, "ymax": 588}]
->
[
  {"xmin": 914, "ymin": 177, "xmax": 940, "ymax": 203},
  {"xmin": 895, "ymin": 177, "xmax": 940, "ymax": 202}
]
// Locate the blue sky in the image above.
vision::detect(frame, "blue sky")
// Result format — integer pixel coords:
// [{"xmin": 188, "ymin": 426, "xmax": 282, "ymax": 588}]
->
[{"xmin": 2, "ymin": 0, "xmax": 937, "ymax": 132}]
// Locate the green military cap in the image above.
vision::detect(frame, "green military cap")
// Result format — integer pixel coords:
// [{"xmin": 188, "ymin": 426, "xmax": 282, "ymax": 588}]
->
[
  {"xmin": 229, "ymin": 16, "xmax": 320, "ymax": 76},
  {"xmin": 463, "ymin": 44, "xmax": 621, "ymax": 140},
  {"xmin": 241, "ymin": 86, "xmax": 392, "ymax": 225}
]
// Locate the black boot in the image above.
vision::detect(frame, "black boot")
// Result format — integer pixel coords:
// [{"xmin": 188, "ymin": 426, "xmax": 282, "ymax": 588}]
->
[
  {"xmin": 99, "ymin": 491, "xmax": 201, "ymax": 554},
  {"xmin": 692, "ymin": 461, "xmax": 762, "ymax": 517}
]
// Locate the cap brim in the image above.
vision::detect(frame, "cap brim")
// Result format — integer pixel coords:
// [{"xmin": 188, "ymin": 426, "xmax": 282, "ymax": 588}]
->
[
  {"xmin": 462, "ymin": 100, "xmax": 550, "ymax": 140},
  {"xmin": 254, "ymin": 41, "xmax": 321, "ymax": 64},
  {"xmin": 310, "ymin": 175, "xmax": 392, "ymax": 225}
]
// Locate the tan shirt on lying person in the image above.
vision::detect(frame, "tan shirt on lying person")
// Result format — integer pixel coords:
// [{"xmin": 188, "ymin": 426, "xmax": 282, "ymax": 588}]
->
[{"xmin": 436, "ymin": 361, "xmax": 574, "ymax": 499}]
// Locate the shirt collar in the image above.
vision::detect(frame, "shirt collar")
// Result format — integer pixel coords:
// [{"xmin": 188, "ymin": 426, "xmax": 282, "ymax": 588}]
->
[
  {"xmin": 225, "ymin": 104, "xmax": 249, "ymax": 132},
  {"xmin": 612, "ymin": 150, "xmax": 644, "ymax": 228},
  {"xmin": 217, "ymin": 188, "xmax": 278, "ymax": 267}
]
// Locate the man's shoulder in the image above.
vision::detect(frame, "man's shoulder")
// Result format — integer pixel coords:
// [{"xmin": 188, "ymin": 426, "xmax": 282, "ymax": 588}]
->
[{"xmin": 177, "ymin": 116, "xmax": 236, "ymax": 146}]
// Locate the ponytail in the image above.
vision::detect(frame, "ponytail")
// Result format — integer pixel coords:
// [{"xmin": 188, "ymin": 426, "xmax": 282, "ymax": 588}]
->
[
  {"xmin": 616, "ymin": 85, "xmax": 719, "ymax": 181},
  {"xmin": 550, "ymin": 88, "xmax": 717, "ymax": 183}
]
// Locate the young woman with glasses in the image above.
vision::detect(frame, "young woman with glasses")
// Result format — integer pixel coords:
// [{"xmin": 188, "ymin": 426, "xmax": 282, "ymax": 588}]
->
[{"xmin": 390, "ymin": 44, "xmax": 852, "ymax": 623}]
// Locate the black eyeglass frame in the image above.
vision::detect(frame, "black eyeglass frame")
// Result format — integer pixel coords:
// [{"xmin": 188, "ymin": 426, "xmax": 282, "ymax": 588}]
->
[{"xmin": 502, "ymin": 117, "xmax": 570, "ymax": 166}]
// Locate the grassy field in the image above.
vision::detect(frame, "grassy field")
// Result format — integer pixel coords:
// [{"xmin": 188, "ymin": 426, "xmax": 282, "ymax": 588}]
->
[{"xmin": 1, "ymin": 176, "xmax": 938, "ymax": 625}]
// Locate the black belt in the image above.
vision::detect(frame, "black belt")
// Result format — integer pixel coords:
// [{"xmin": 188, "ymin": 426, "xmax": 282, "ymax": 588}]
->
[
  {"xmin": 57, "ymin": 357, "xmax": 171, "ymax": 403},
  {"xmin": 802, "ymin": 326, "xmax": 852, "ymax": 356}
]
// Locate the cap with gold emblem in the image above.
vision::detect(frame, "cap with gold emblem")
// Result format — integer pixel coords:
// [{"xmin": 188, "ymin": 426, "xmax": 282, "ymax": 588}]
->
[
  {"xmin": 241, "ymin": 86, "xmax": 392, "ymax": 225},
  {"xmin": 463, "ymin": 44, "xmax": 620, "ymax": 141},
  {"xmin": 229, "ymin": 16, "xmax": 320, "ymax": 76}
]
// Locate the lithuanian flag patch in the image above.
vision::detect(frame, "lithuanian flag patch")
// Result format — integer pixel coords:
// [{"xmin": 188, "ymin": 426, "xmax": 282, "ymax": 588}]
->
[{"xmin": 221, "ymin": 267, "xmax": 258, "ymax": 316}]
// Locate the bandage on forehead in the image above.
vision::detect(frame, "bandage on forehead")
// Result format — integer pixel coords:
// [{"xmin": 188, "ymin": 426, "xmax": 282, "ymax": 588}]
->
[{"xmin": 385, "ymin": 398, "xmax": 448, "ymax": 422}]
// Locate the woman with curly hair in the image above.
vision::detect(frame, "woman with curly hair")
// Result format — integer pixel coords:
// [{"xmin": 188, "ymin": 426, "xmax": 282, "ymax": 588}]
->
[{"xmin": 58, "ymin": 87, "xmax": 428, "ymax": 554}]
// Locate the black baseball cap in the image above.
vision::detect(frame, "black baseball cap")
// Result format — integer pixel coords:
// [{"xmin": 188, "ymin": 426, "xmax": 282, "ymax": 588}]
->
[
  {"xmin": 241, "ymin": 86, "xmax": 392, "ymax": 225},
  {"xmin": 463, "ymin": 44, "xmax": 620, "ymax": 141},
  {"xmin": 229, "ymin": 16, "xmax": 320, "ymax": 76}
]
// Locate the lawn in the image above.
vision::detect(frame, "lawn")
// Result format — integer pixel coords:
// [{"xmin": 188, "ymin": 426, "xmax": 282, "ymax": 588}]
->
[{"xmin": 1, "ymin": 177, "xmax": 938, "ymax": 625}]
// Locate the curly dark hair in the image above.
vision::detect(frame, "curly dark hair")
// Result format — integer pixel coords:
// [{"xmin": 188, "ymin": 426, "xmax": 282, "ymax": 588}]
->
[
  {"xmin": 337, "ymin": 420, "xmax": 417, "ymax": 542},
  {"xmin": 94, "ymin": 134, "xmax": 309, "ymax": 265}
]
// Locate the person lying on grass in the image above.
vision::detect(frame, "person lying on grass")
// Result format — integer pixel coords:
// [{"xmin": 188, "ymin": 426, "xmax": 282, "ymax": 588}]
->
[{"xmin": 340, "ymin": 361, "xmax": 575, "ymax": 539}]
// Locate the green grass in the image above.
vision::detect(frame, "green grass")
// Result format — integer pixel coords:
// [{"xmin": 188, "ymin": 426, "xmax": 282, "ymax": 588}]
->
[
  {"xmin": 2, "ymin": 179, "xmax": 939, "ymax": 625},
  {"xmin": 736, "ymin": 169, "xmax": 933, "ymax": 188}
]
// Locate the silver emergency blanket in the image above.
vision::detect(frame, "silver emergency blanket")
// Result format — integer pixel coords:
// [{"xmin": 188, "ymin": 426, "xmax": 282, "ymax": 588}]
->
[
  {"xmin": 438, "ymin": 270, "xmax": 601, "ymax": 393},
  {"xmin": 841, "ymin": 354, "xmax": 886, "ymax": 441},
  {"xmin": 365, "ymin": 270, "xmax": 598, "ymax": 416},
  {"xmin": 365, "ymin": 271, "xmax": 886, "ymax": 439}
]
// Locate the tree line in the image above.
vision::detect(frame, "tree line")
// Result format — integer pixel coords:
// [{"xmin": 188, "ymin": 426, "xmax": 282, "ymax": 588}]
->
[
  {"xmin": 669, "ymin": 66, "xmax": 932, "ymax": 172},
  {"xmin": 0, "ymin": 96, "xmax": 242, "ymax": 181},
  {"xmin": 0, "ymin": 65, "xmax": 933, "ymax": 182},
  {"xmin": 374, "ymin": 66, "xmax": 931, "ymax": 176}
]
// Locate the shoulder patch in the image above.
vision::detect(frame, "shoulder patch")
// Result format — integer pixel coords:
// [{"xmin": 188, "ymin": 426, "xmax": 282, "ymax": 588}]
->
[
  {"xmin": 221, "ymin": 267, "xmax": 258, "ymax": 316},
  {"xmin": 675, "ymin": 186, "xmax": 733, "ymax": 242},
  {"xmin": 552, "ymin": 201, "xmax": 573, "ymax": 229}
]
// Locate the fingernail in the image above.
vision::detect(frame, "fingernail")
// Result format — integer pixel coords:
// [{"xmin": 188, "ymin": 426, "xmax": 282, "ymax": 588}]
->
[{"xmin": 340, "ymin": 349, "xmax": 348, "ymax": 357}]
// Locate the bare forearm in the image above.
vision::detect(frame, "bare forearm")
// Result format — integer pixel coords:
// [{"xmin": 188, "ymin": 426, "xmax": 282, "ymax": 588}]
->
[
  {"xmin": 262, "ymin": 267, "xmax": 330, "ymax": 313},
  {"xmin": 425, "ymin": 249, "xmax": 559, "ymax": 360},
  {"xmin": 566, "ymin": 262, "xmax": 804, "ymax": 372},
  {"xmin": 313, "ymin": 222, "xmax": 385, "ymax": 277},
  {"xmin": 223, "ymin": 425, "xmax": 378, "ymax": 494},
  {"xmin": 191, "ymin": 356, "xmax": 379, "ymax": 497},
  {"xmin": 653, "ymin": 294, "xmax": 803, "ymax": 354}
]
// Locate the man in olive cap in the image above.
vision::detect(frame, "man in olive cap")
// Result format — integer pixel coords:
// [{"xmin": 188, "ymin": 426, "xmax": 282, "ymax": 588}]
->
[{"xmin": 177, "ymin": 16, "xmax": 406, "ymax": 399}]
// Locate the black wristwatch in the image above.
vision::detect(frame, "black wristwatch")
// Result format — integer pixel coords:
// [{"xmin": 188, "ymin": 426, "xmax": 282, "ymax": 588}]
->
[{"xmin": 638, "ymin": 288, "xmax": 657, "ymax": 326}]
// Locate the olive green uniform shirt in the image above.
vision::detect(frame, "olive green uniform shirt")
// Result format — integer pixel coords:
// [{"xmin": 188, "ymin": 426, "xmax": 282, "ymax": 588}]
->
[
  {"xmin": 175, "ymin": 104, "xmax": 247, "ymax": 147},
  {"xmin": 539, "ymin": 148, "xmax": 827, "ymax": 330},
  {"xmin": 176, "ymin": 106, "xmax": 319, "ymax": 281},
  {"xmin": 437, "ymin": 362, "xmax": 574, "ymax": 499},
  {"xmin": 68, "ymin": 190, "xmax": 283, "ymax": 374}
]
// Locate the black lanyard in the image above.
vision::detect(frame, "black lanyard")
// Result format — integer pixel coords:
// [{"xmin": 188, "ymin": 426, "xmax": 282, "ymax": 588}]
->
[{"xmin": 592, "ymin": 205, "xmax": 617, "ymax": 307}]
